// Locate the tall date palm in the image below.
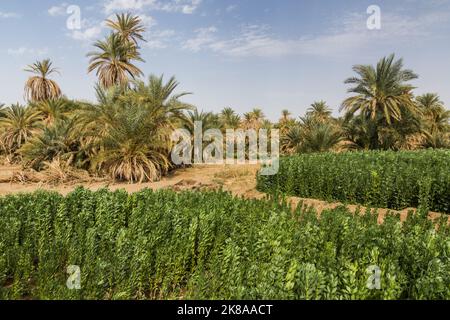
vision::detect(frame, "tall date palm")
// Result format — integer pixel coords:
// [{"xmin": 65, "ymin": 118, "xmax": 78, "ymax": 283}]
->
[
  {"xmin": 24, "ymin": 59, "xmax": 62, "ymax": 102},
  {"xmin": 106, "ymin": 13, "xmax": 146, "ymax": 46},
  {"xmin": 341, "ymin": 54, "xmax": 419, "ymax": 124},
  {"xmin": 87, "ymin": 33, "xmax": 144, "ymax": 88}
]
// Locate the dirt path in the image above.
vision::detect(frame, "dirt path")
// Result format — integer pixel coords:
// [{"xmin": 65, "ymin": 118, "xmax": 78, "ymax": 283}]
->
[
  {"xmin": 0, "ymin": 164, "xmax": 446, "ymax": 223},
  {"xmin": 0, "ymin": 164, "xmax": 262, "ymax": 197}
]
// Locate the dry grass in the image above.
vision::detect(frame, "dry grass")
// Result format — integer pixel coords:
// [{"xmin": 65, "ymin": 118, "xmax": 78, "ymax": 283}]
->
[
  {"xmin": 213, "ymin": 166, "xmax": 254, "ymax": 180},
  {"xmin": 7, "ymin": 159, "xmax": 95, "ymax": 185}
]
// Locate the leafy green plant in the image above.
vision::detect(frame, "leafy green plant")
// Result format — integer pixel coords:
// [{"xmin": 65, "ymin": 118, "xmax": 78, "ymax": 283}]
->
[
  {"xmin": 0, "ymin": 188, "xmax": 448, "ymax": 300},
  {"xmin": 257, "ymin": 150, "xmax": 450, "ymax": 213}
]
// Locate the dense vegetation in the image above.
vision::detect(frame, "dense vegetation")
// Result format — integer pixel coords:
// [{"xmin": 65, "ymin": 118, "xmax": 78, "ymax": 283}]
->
[
  {"xmin": 0, "ymin": 188, "xmax": 448, "ymax": 300},
  {"xmin": 0, "ymin": 13, "xmax": 448, "ymax": 184},
  {"xmin": 257, "ymin": 150, "xmax": 450, "ymax": 214}
]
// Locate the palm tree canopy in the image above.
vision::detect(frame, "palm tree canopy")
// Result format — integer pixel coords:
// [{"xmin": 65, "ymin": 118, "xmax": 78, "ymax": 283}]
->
[
  {"xmin": 300, "ymin": 122, "xmax": 343, "ymax": 153},
  {"xmin": 306, "ymin": 101, "xmax": 332, "ymax": 121},
  {"xmin": 24, "ymin": 59, "xmax": 62, "ymax": 102},
  {"xmin": 281, "ymin": 125, "xmax": 302, "ymax": 154},
  {"xmin": 416, "ymin": 93, "xmax": 443, "ymax": 111},
  {"xmin": 341, "ymin": 54, "xmax": 418, "ymax": 124},
  {"xmin": 77, "ymin": 75, "xmax": 192, "ymax": 183},
  {"xmin": 127, "ymin": 75, "xmax": 193, "ymax": 122},
  {"xmin": 87, "ymin": 32, "xmax": 144, "ymax": 88},
  {"xmin": 25, "ymin": 59, "xmax": 60, "ymax": 78},
  {"xmin": 220, "ymin": 107, "xmax": 241, "ymax": 129},
  {"xmin": 281, "ymin": 109, "xmax": 291, "ymax": 119},
  {"xmin": 416, "ymin": 93, "xmax": 450, "ymax": 145},
  {"xmin": 243, "ymin": 108, "xmax": 265, "ymax": 130},
  {"xmin": 182, "ymin": 109, "xmax": 216, "ymax": 136},
  {"xmin": 31, "ymin": 99, "xmax": 70, "ymax": 126},
  {"xmin": 106, "ymin": 13, "xmax": 147, "ymax": 46},
  {"xmin": 0, "ymin": 104, "xmax": 42, "ymax": 155}
]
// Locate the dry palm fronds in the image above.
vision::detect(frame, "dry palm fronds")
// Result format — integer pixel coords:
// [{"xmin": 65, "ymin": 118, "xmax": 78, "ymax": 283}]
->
[
  {"xmin": 40, "ymin": 158, "xmax": 90, "ymax": 185},
  {"xmin": 24, "ymin": 59, "xmax": 61, "ymax": 102}
]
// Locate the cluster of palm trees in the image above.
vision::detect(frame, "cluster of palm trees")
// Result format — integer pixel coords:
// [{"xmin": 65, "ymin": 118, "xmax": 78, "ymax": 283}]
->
[{"xmin": 0, "ymin": 12, "xmax": 448, "ymax": 183}]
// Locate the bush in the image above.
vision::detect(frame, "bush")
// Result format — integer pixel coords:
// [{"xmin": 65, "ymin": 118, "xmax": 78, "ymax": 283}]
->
[
  {"xmin": 0, "ymin": 188, "xmax": 448, "ymax": 300},
  {"xmin": 257, "ymin": 150, "xmax": 450, "ymax": 213}
]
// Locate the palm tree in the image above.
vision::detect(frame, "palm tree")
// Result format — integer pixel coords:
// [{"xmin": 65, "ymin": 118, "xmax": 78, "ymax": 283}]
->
[
  {"xmin": 250, "ymin": 108, "xmax": 265, "ymax": 122},
  {"xmin": 341, "ymin": 54, "xmax": 419, "ymax": 149},
  {"xmin": 90, "ymin": 102, "xmax": 171, "ymax": 183},
  {"xmin": 417, "ymin": 93, "xmax": 449, "ymax": 133},
  {"xmin": 79, "ymin": 75, "xmax": 191, "ymax": 182},
  {"xmin": 280, "ymin": 109, "xmax": 291, "ymax": 122},
  {"xmin": 0, "ymin": 104, "xmax": 41, "ymax": 158},
  {"xmin": 105, "ymin": 13, "xmax": 146, "ymax": 46},
  {"xmin": 341, "ymin": 114, "xmax": 374, "ymax": 150},
  {"xmin": 281, "ymin": 125, "xmax": 302, "ymax": 154},
  {"xmin": 341, "ymin": 54, "xmax": 418, "ymax": 124},
  {"xmin": 19, "ymin": 118, "xmax": 80, "ymax": 170},
  {"xmin": 126, "ymin": 75, "xmax": 193, "ymax": 128},
  {"xmin": 416, "ymin": 93, "xmax": 444, "ymax": 111},
  {"xmin": 342, "ymin": 108, "xmax": 422, "ymax": 151},
  {"xmin": 243, "ymin": 108, "xmax": 265, "ymax": 130},
  {"xmin": 277, "ymin": 109, "xmax": 296, "ymax": 135},
  {"xmin": 182, "ymin": 109, "xmax": 216, "ymax": 136},
  {"xmin": 416, "ymin": 94, "xmax": 450, "ymax": 148},
  {"xmin": 219, "ymin": 107, "xmax": 241, "ymax": 129},
  {"xmin": 306, "ymin": 101, "xmax": 332, "ymax": 122},
  {"xmin": 300, "ymin": 122, "xmax": 343, "ymax": 153},
  {"xmin": 87, "ymin": 32, "xmax": 144, "ymax": 88},
  {"xmin": 31, "ymin": 99, "xmax": 70, "ymax": 126},
  {"xmin": 24, "ymin": 59, "xmax": 62, "ymax": 102},
  {"xmin": 261, "ymin": 119, "xmax": 273, "ymax": 131}
]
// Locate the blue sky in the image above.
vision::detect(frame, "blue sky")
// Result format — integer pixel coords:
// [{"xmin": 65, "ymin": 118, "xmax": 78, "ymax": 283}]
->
[{"xmin": 1, "ymin": 0, "xmax": 450, "ymax": 120}]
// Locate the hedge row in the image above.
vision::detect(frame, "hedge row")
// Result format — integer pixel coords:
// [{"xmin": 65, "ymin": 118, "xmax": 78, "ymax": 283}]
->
[{"xmin": 257, "ymin": 150, "xmax": 450, "ymax": 213}]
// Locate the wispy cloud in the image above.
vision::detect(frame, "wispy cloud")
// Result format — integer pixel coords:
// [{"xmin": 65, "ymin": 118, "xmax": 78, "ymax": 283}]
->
[
  {"xmin": 65, "ymin": 17, "xmax": 105, "ymax": 42},
  {"xmin": 0, "ymin": 11, "xmax": 21, "ymax": 19},
  {"xmin": 48, "ymin": 3, "xmax": 69, "ymax": 16},
  {"xmin": 7, "ymin": 47, "xmax": 49, "ymax": 57},
  {"xmin": 136, "ymin": 13, "xmax": 157, "ymax": 28},
  {"xmin": 145, "ymin": 29, "xmax": 176, "ymax": 49},
  {"xmin": 226, "ymin": 5, "xmax": 237, "ymax": 13},
  {"xmin": 69, "ymin": 25, "xmax": 103, "ymax": 41},
  {"xmin": 103, "ymin": 0, "xmax": 202, "ymax": 14},
  {"xmin": 182, "ymin": 10, "xmax": 450, "ymax": 58},
  {"xmin": 182, "ymin": 27, "xmax": 217, "ymax": 52}
]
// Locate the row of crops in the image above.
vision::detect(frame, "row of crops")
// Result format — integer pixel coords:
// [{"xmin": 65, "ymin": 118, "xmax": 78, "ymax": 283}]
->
[
  {"xmin": 0, "ymin": 188, "xmax": 448, "ymax": 300},
  {"xmin": 257, "ymin": 150, "xmax": 450, "ymax": 213}
]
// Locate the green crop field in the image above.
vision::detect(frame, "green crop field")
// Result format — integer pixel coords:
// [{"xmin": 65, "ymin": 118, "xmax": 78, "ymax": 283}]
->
[
  {"xmin": 257, "ymin": 150, "xmax": 450, "ymax": 213},
  {"xmin": 0, "ymin": 188, "xmax": 448, "ymax": 300}
]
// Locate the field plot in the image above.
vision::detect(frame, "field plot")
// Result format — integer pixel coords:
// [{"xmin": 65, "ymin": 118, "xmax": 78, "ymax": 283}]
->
[
  {"xmin": 257, "ymin": 150, "xmax": 450, "ymax": 214},
  {"xmin": 0, "ymin": 188, "xmax": 448, "ymax": 300}
]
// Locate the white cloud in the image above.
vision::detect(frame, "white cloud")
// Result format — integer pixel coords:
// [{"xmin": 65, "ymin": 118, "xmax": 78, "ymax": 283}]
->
[
  {"xmin": 182, "ymin": 10, "xmax": 450, "ymax": 58},
  {"xmin": 0, "ymin": 12, "xmax": 20, "ymax": 19},
  {"xmin": 65, "ymin": 17, "xmax": 105, "ymax": 42},
  {"xmin": 7, "ymin": 47, "xmax": 49, "ymax": 56},
  {"xmin": 137, "ymin": 13, "xmax": 157, "ymax": 27},
  {"xmin": 103, "ymin": 0, "xmax": 202, "ymax": 14},
  {"xmin": 69, "ymin": 26, "xmax": 103, "ymax": 41},
  {"xmin": 182, "ymin": 27, "xmax": 217, "ymax": 52},
  {"xmin": 104, "ymin": 0, "xmax": 156, "ymax": 13},
  {"xmin": 145, "ymin": 29, "xmax": 176, "ymax": 49},
  {"xmin": 48, "ymin": 3, "xmax": 68, "ymax": 16},
  {"xmin": 226, "ymin": 5, "xmax": 237, "ymax": 13}
]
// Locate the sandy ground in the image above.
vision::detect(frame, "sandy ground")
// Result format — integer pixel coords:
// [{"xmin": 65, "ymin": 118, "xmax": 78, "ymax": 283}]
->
[{"xmin": 0, "ymin": 163, "xmax": 447, "ymax": 223}]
